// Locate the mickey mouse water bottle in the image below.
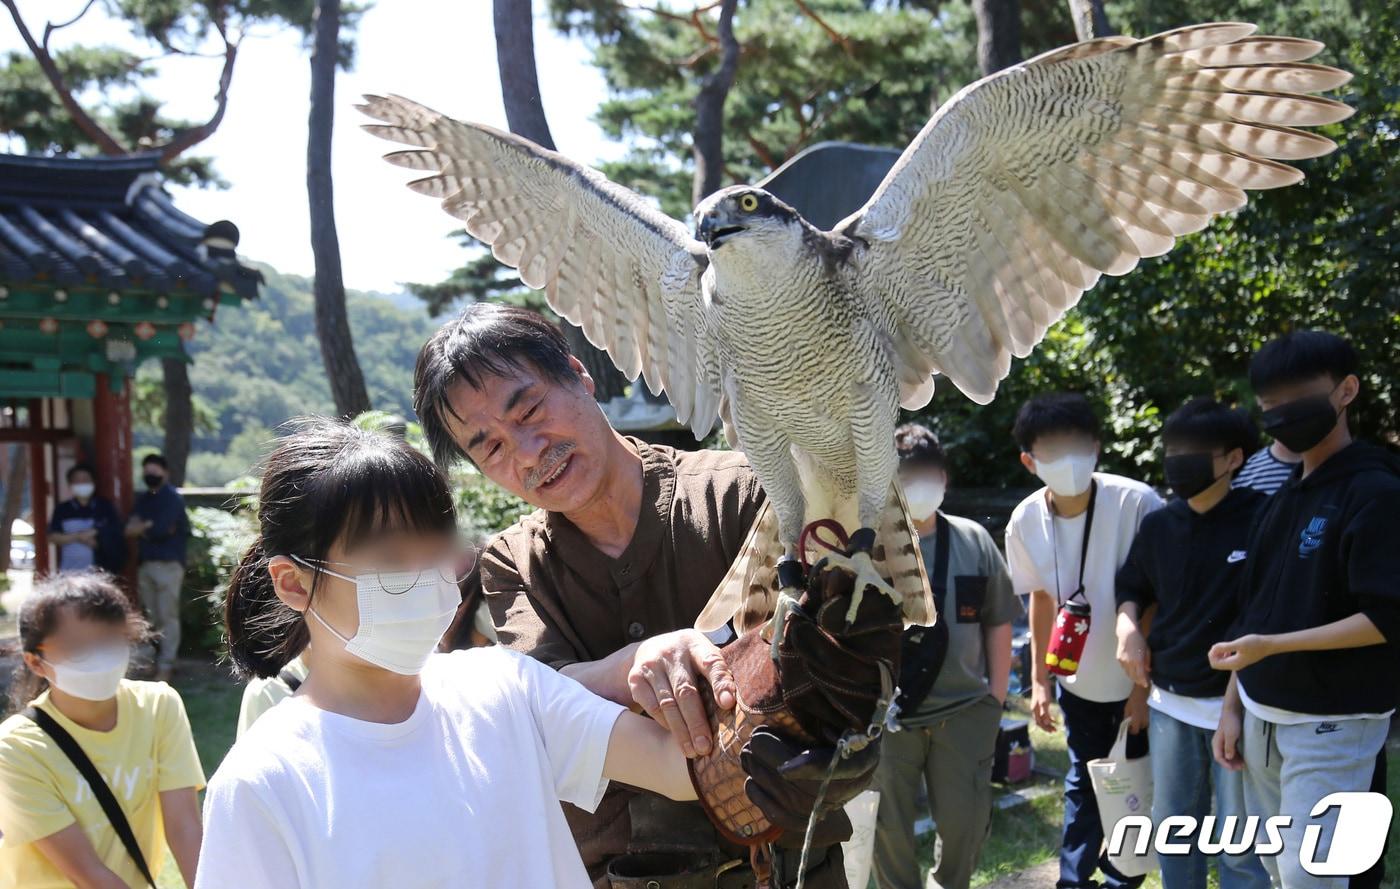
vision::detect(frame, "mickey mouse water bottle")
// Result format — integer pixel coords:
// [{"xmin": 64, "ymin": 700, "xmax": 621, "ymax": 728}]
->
[{"xmin": 1046, "ymin": 598, "xmax": 1091, "ymax": 676}]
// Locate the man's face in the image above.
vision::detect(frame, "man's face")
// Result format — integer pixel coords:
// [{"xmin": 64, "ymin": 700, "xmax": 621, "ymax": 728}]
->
[
  {"xmin": 143, "ymin": 463, "xmax": 166, "ymax": 488},
  {"xmin": 443, "ymin": 357, "xmax": 613, "ymax": 513},
  {"xmin": 68, "ymin": 470, "xmax": 94, "ymax": 497},
  {"xmin": 1018, "ymin": 431, "xmax": 1099, "ymax": 476},
  {"xmin": 1256, "ymin": 374, "xmax": 1355, "ymax": 414},
  {"xmin": 1163, "ymin": 441, "xmax": 1242, "ymax": 480}
]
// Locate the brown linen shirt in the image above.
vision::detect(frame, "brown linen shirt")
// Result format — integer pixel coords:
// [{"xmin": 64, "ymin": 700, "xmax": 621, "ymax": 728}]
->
[{"xmin": 479, "ymin": 438, "xmax": 765, "ymax": 881}]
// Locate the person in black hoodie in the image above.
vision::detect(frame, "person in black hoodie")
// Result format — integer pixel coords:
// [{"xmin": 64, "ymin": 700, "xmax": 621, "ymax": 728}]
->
[
  {"xmin": 1209, "ymin": 331, "xmax": 1400, "ymax": 889},
  {"xmin": 1115, "ymin": 398, "xmax": 1269, "ymax": 889}
]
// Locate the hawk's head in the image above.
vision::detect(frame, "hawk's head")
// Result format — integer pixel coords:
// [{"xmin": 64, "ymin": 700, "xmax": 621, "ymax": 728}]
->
[{"xmin": 693, "ymin": 186, "xmax": 803, "ymax": 252}]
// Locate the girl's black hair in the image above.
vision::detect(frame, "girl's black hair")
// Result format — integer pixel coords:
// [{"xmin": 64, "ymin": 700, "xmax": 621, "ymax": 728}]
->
[
  {"xmin": 225, "ymin": 417, "xmax": 459, "ymax": 679},
  {"xmin": 6, "ymin": 571, "xmax": 149, "ymax": 715}
]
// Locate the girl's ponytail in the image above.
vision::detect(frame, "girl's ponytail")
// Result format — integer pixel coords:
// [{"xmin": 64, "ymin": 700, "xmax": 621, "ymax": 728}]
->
[{"xmin": 224, "ymin": 537, "xmax": 309, "ymax": 679}]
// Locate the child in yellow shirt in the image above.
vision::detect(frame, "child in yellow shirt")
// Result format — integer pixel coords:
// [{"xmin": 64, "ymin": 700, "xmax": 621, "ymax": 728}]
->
[{"xmin": 0, "ymin": 571, "xmax": 205, "ymax": 888}]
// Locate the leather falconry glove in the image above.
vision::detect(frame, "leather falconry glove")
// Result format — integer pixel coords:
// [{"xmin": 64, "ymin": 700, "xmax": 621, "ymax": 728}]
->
[{"xmin": 687, "ymin": 527, "xmax": 903, "ymax": 848}]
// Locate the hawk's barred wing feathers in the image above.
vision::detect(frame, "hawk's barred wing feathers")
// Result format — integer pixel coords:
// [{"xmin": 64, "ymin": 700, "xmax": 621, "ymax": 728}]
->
[
  {"xmin": 358, "ymin": 95, "xmax": 722, "ymax": 438},
  {"xmin": 839, "ymin": 23, "xmax": 1352, "ymax": 407}
]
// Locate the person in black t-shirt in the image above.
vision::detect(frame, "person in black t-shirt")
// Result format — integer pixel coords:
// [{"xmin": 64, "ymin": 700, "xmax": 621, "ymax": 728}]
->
[
  {"xmin": 1114, "ymin": 398, "xmax": 1268, "ymax": 889},
  {"xmin": 1209, "ymin": 331, "xmax": 1399, "ymax": 889}
]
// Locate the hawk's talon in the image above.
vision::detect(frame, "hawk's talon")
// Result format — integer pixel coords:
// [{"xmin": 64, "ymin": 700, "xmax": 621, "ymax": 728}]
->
[{"xmin": 820, "ymin": 549, "xmax": 899, "ymax": 626}]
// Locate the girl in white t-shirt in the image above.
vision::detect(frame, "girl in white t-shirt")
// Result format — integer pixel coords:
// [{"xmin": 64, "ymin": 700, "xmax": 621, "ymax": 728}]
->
[{"xmin": 195, "ymin": 418, "xmax": 695, "ymax": 889}]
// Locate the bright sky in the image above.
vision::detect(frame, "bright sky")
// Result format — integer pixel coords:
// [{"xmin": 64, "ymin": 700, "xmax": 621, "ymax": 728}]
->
[{"xmin": 3, "ymin": 1, "xmax": 623, "ymax": 293}]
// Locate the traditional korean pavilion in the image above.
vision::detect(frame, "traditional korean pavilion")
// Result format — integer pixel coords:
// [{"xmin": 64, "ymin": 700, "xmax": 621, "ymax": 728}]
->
[{"xmin": 0, "ymin": 153, "xmax": 261, "ymax": 575}]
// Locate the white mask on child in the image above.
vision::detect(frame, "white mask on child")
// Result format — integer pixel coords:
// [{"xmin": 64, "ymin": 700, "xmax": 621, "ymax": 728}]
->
[
  {"xmin": 1033, "ymin": 453, "xmax": 1097, "ymax": 497},
  {"xmin": 44, "ymin": 645, "xmax": 130, "ymax": 701},
  {"xmin": 903, "ymin": 479, "xmax": 946, "ymax": 522},
  {"xmin": 294, "ymin": 556, "xmax": 461, "ymax": 675},
  {"xmin": 71, "ymin": 483, "xmax": 96, "ymax": 501}
]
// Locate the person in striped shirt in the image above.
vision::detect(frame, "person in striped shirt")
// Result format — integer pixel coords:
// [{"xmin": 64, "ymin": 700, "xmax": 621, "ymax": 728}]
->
[{"xmin": 1231, "ymin": 439, "xmax": 1301, "ymax": 495}]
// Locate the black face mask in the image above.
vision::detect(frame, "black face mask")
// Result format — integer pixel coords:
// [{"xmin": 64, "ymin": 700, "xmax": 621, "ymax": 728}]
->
[
  {"xmin": 143, "ymin": 473, "xmax": 164, "ymax": 490},
  {"xmin": 1261, "ymin": 392, "xmax": 1341, "ymax": 453},
  {"xmin": 1164, "ymin": 453, "xmax": 1224, "ymax": 500}
]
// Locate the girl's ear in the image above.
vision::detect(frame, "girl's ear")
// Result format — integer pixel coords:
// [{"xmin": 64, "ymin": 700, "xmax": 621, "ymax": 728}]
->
[
  {"xmin": 22, "ymin": 651, "xmax": 51, "ymax": 681},
  {"xmin": 268, "ymin": 556, "xmax": 313, "ymax": 614}
]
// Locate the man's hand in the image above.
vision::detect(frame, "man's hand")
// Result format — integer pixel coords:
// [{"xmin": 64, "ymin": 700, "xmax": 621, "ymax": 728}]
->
[
  {"xmin": 1124, "ymin": 683, "xmax": 1150, "ymax": 734},
  {"xmin": 1115, "ymin": 614, "xmax": 1151, "ymax": 689},
  {"xmin": 1030, "ymin": 676, "xmax": 1058, "ymax": 733},
  {"xmin": 627, "ymin": 629, "xmax": 736, "ymax": 758},
  {"xmin": 1208, "ymin": 634, "xmax": 1275, "ymax": 672},
  {"xmin": 125, "ymin": 516, "xmax": 152, "ymax": 539},
  {"xmin": 741, "ymin": 728, "xmax": 877, "ymax": 847},
  {"xmin": 1212, "ymin": 705, "xmax": 1245, "ymax": 771}
]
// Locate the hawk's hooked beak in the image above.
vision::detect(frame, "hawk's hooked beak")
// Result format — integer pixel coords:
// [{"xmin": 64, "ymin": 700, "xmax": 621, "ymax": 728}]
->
[{"xmin": 697, "ymin": 211, "xmax": 746, "ymax": 248}]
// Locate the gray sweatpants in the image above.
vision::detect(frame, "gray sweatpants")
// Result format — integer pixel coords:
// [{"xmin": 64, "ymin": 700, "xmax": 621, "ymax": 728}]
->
[{"xmin": 1241, "ymin": 709, "xmax": 1389, "ymax": 889}]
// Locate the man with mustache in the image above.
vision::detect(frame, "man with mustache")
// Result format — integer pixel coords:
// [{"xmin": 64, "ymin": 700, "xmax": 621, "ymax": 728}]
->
[{"xmin": 417, "ymin": 303, "xmax": 848, "ymax": 887}]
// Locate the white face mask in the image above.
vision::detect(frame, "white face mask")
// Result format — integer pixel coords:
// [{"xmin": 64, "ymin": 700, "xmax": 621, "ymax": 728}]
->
[
  {"xmin": 903, "ymin": 478, "xmax": 946, "ymax": 522},
  {"xmin": 71, "ymin": 483, "xmax": 95, "ymax": 501},
  {"xmin": 44, "ymin": 645, "xmax": 130, "ymax": 701},
  {"xmin": 1034, "ymin": 453, "xmax": 1097, "ymax": 497},
  {"xmin": 295, "ymin": 556, "xmax": 461, "ymax": 675}
]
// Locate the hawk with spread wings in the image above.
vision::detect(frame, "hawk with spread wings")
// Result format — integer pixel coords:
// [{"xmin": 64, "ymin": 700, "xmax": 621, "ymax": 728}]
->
[{"xmin": 362, "ymin": 23, "xmax": 1349, "ymax": 633}]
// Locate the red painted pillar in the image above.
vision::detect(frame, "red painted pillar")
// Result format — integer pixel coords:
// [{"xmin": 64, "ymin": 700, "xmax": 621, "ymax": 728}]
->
[
  {"xmin": 92, "ymin": 374, "xmax": 133, "ymax": 515},
  {"xmin": 92, "ymin": 374, "xmax": 137, "ymax": 594}
]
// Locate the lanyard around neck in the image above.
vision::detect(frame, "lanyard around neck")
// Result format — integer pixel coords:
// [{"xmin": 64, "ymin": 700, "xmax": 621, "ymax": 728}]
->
[{"xmin": 1051, "ymin": 480, "xmax": 1097, "ymax": 605}]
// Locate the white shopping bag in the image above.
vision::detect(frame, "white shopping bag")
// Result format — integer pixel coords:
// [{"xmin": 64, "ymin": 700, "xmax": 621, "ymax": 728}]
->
[
  {"xmin": 1087, "ymin": 722, "xmax": 1158, "ymax": 877},
  {"xmin": 841, "ymin": 789, "xmax": 881, "ymax": 889}
]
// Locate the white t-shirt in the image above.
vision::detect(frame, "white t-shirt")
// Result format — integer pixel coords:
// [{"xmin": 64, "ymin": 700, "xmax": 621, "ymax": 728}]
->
[
  {"xmin": 1149, "ymin": 686, "xmax": 1223, "ymax": 731},
  {"xmin": 195, "ymin": 647, "xmax": 625, "ymax": 889},
  {"xmin": 1006, "ymin": 472, "xmax": 1163, "ymax": 703}
]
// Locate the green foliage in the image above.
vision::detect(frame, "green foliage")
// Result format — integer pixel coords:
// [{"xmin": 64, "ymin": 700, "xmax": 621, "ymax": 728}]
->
[
  {"xmin": 134, "ymin": 266, "xmax": 440, "ymax": 485},
  {"xmin": 0, "ymin": 46, "xmax": 220, "ymax": 186},
  {"xmin": 454, "ymin": 470, "xmax": 535, "ymax": 540},
  {"xmin": 0, "ymin": 0, "xmax": 368, "ymax": 187},
  {"xmin": 180, "ymin": 505, "xmax": 258, "ymax": 654}
]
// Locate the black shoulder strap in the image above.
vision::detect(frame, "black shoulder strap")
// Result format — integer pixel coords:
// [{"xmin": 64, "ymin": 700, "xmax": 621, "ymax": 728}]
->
[
  {"xmin": 277, "ymin": 667, "xmax": 304, "ymax": 693},
  {"xmin": 23, "ymin": 706, "xmax": 156, "ymax": 888},
  {"xmin": 930, "ymin": 512, "xmax": 951, "ymax": 611}
]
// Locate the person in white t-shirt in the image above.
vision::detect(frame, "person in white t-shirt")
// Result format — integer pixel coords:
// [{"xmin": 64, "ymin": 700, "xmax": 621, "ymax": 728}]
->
[
  {"xmin": 1004, "ymin": 393, "xmax": 1162, "ymax": 889},
  {"xmin": 195, "ymin": 419, "xmax": 696, "ymax": 889}
]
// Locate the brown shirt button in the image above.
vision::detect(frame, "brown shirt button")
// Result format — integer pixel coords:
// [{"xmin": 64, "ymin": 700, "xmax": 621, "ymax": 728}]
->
[{"xmin": 627, "ymin": 621, "xmax": 646, "ymax": 640}]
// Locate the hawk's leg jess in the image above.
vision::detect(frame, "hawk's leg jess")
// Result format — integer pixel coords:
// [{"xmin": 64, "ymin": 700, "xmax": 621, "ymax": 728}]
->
[
  {"xmin": 817, "ymin": 527, "xmax": 900, "ymax": 625},
  {"xmin": 763, "ymin": 558, "xmax": 806, "ymax": 661}
]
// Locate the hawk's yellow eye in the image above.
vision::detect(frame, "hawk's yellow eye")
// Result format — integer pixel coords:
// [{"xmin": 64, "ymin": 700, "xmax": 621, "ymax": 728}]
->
[{"xmin": 739, "ymin": 194, "xmax": 759, "ymax": 212}]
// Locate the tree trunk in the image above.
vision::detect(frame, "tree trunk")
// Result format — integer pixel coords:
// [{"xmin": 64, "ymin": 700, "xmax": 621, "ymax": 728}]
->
[
  {"xmin": 972, "ymin": 0, "xmax": 1022, "ymax": 76},
  {"xmin": 691, "ymin": 0, "xmax": 740, "ymax": 207},
  {"xmin": 492, "ymin": 0, "xmax": 626, "ymax": 401},
  {"xmin": 0, "ymin": 445, "xmax": 27, "ymax": 573},
  {"xmin": 308, "ymin": 0, "xmax": 372, "ymax": 418},
  {"xmin": 1067, "ymin": 0, "xmax": 1114, "ymax": 40},
  {"xmin": 160, "ymin": 357, "xmax": 192, "ymax": 485}
]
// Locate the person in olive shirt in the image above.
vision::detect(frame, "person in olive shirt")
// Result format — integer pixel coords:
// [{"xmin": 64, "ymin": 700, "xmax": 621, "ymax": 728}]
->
[
  {"xmin": 415, "ymin": 304, "xmax": 855, "ymax": 888},
  {"xmin": 1114, "ymin": 398, "xmax": 1268, "ymax": 889},
  {"xmin": 872, "ymin": 424, "xmax": 1021, "ymax": 889}
]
